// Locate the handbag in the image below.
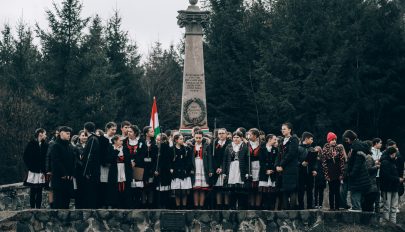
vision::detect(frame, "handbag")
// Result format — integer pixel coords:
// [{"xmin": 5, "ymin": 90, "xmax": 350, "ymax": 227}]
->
[{"xmin": 133, "ymin": 167, "xmax": 144, "ymax": 181}]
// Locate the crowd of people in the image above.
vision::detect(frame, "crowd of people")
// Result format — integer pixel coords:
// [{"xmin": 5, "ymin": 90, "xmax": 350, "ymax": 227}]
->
[{"xmin": 23, "ymin": 121, "xmax": 404, "ymax": 223}]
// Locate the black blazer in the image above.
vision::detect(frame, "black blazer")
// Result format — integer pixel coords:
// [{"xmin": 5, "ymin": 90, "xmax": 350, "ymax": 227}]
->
[
  {"xmin": 190, "ymin": 143, "xmax": 213, "ymax": 184},
  {"xmin": 23, "ymin": 139, "xmax": 48, "ymax": 173},
  {"xmin": 259, "ymin": 145, "xmax": 278, "ymax": 182},
  {"xmin": 156, "ymin": 142, "xmax": 174, "ymax": 186},
  {"xmin": 50, "ymin": 138, "xmax": 75, "ymax": 187},
  {"xmin": 211, "ymin": 139, "xmax": 231, "ymax": 183},
  {"xmin": 108, "ymin": 148, "xmax": 132, "ymax": 186},
  {"xmin": 223, "ymin": 143, "xmax": 249, "ymax": 182},
  {"xmin": 170, "ymin": 145, "xmax": 193, "ymax": 179},
  {"xmin": 82, "ymin": 134, "xmax": 101, "ymax": 180},
  {"xmin": 276, "ymin": 136, "xmax": 299, "ymax": 191}
]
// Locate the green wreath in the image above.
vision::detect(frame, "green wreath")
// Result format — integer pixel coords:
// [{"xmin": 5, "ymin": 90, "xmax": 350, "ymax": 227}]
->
[{"xmin": 183, "ymin": 98, "xmax": 206, "ymax": 126}]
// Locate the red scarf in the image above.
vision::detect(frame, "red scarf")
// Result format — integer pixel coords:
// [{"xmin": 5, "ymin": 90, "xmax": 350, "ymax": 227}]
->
[
  {"xmin": 126, "ymin": 140, "xmax": 138, "ymax": 156},
  {"xmin": 249, "ymin": 145, "xmax": 260, "ymax": 157},
  {"xmin": 117, "ymin": 153, "xmax": 126, "ymax": 192},
  {"xmin": 194, "ymin": 145, "xmax": 203, "ymax": 159}
]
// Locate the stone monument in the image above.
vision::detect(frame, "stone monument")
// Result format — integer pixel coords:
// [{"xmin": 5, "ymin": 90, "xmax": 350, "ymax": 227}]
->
[{"xmin": 178, "ymin": 0, "xmax": 210, "ymax": 134}]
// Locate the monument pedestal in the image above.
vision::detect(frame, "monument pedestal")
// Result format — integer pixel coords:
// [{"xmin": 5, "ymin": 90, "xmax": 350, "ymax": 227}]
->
[{"xmin": 178, "ymin": 0, "xmax": 210, "ymax": 134}]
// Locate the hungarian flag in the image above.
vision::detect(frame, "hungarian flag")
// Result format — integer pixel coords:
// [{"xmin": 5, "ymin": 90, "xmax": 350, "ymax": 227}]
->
[{"xmin": 149, "ymin": 97, "xmax": 160, "ymax": 137}]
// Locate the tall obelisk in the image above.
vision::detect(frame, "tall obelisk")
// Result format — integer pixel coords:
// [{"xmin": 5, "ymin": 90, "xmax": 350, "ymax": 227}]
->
[{"xmin": 178, "ymin": 0, "xmax": 210, "ymax": 134}]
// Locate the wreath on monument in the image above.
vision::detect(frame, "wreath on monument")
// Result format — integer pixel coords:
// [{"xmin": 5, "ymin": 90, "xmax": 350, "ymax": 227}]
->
[{"xmin": 183, "ymin": 98, "xmax": 206, "ymax": 126}]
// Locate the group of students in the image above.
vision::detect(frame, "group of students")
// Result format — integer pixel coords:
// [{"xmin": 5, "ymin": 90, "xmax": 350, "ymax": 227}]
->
[{"xmin": 23, "ymin": 121, "xmax": 404, "ymax": 223}]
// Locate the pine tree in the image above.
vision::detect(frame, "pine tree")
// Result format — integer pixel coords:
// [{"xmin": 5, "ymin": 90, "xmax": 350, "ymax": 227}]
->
[
  {"xmin": 36, "ymin": 0, "xmax": 90, "ymax": 127},
  {"xmin": 143, "ymin": 42, "xmax": 183, "ymax": 130},
  {"xmin": 0, "ymin": 22, "xmax": 46, "ymax": 184},
  {"xmin": 78, "ymin": 15, "xmax": 118, "ymax": 126},
  {"xmin": 106, "ymin": 10, "xmax": 147, "ymax": 124},
  {"xmin": 205, "ymin": 0, "xmax": 262, "ymax": 130}
]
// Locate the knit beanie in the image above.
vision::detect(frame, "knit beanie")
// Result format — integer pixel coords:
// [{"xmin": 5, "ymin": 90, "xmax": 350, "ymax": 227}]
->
[{"xmin": 327, "ymin": 132, "xmax": 337, "ymax": 143}]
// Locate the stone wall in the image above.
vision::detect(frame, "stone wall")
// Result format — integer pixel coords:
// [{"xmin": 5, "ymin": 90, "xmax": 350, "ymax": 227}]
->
[
  {"xmin": 1, "ymin": 183, "xmax": 404, "ymax": 232},
  {"xmin": 0, "ymin": 183, "xmax": 48, "ymax": 211},
  {"xmin": 1, "ymin": 209, "xmax": 401, "ymax": 232}
]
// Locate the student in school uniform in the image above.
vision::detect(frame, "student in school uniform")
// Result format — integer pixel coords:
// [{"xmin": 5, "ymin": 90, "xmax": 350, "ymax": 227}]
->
[
  {"xmin": 211, "ymin": 128, "xmax": 231, "ymax": 209},
  {"xmin": 154, "ymin": 133, "xmax": 173, "ymax": 209},
  {"xmin": 258, "ymin": 134, "xmax": 278, "ymax": 210},
  {"xmin": 142, "ymin": 126, "xmax": 158, "ymax": 208},
  {"xmin": 122, "ymin": 125, "xmax": 147, "ymax": 208},
  {"xmin": 223, "ymin": 131, "xmax": 249, "ymax": 210},
  {"xmin": 275, "ymin": 122, "xmax": 299, "ymax": 210},
  {"xmin": 247, "ymin": 128, "xmax": 263, "ymax": 209},
  {"xmin": 108, "ymin": 135, "xmax": 132, "ymax": 208},
  {"xmin": 170, "ymin": 133, "xmax": 193, "ymax": 209},
  {"xmin": 23, "ymin": 128, "xmax": 48, "ymax": 209},
  {"xmin": 190, "ymin": 130, "xmax": 213, "ymax": 209},
  {"xmin": 98, "ymin": 122, "xmax": 117, "ymax": 208}
]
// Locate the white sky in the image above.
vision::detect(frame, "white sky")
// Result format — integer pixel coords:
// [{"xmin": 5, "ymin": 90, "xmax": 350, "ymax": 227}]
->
[{"xmin": 0, "ymin": 0, "xmax": 203, "ymax": 59}]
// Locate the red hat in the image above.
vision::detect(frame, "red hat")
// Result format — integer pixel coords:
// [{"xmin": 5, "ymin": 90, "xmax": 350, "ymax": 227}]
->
[{"xmin": 327, "ymin": 132, "xmax": 337, "ymax": 143}]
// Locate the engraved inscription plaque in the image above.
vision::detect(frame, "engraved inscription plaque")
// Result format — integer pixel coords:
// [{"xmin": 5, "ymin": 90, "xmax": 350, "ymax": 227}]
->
[{"xmin": 161, "ymin": 212, "xmax": 186, "ymax": 231}]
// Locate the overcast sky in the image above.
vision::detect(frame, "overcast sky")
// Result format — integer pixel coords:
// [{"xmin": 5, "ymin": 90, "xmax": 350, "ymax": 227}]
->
[{"xmin": 0, "ymin": 0, "xmax": 202, "ymax": 59}]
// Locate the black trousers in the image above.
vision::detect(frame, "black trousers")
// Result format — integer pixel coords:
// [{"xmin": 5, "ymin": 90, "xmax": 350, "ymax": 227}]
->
[
  {"xmin": 110, "ymin": 187, "xmax": 131, "ymax": 209},
  {"xmin": 375, "ymin": 177, "xmax": 381, "ymax": 212},
  {"xmin": 328, "ymin": 180, "xmax": 340, "ymax": 210},
  {"xmin": 231, "ymin": 192, "xmax": 248, "ymax": 210},
  {"xmin": 98, "ymin": 182, "xmax": 109, "ymax": 208},
  {"xmin": 282, "ymin": 191, "xmax": 297, "ymax": 210},
  {"xmin": 75, "ymin": 175, "xmax": 86, "ymax": 209},
  {"xmin": 314, "ymin": 186, "xmax": 325, "ymax": 207},
  {"xmin": 82, "ymin": 178, "xmax": 99, "ymax": 209},
  {"xmin": 53, "ymin": 180, "xmax": 73, "ymax": 209},
  {"xmin": 362, "ymin": 191, "xmax": 378, "ymax": 212},
  {"xmin": 298, "ymin": 173, "xmax": 314, "ymax": 209},
  {"xmin": 156, "ymin": 190, "xmax": 171, "ymax": 209},
  {"xmin": 30, "ymin": 187, "xmax": 43, "ymax": 209},
  {"xmin": 262, "ymin": 192, "xmax": 277, "ymax": 210}
]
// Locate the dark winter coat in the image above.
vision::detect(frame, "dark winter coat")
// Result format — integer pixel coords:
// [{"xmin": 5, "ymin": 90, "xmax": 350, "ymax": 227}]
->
[
  {"xmin": 99, "ymin": 135, "xmax": 111, "ymax": 166},
  {"xmin": 259, "ymin": 145, "xmax": 278, "ymax": 182},
  {"xmin": 223, "ymin": 142, "xmax": 249, "ymax": 182},
  {"xmin": 396, "ymin": 151, "xmax": 405, "ymax": 195},
  {"xmin": 380, "ymin": 153, "xmax": 400, "ymax": 192},
  {"xmin": 73, "ymin": 142, "xmax": 86, "ymax": 177},
  {"xmin": 396, "ymin": 151, "xmax": 404, "ymax": 178},
  {"xmin": 211, "ymin": 139, "xmax": 231, "ymax": 184},
  {"xmin": 155, "ymin": 142, "xmax": 173, "ymax": 186},
  {"xmin": 365, "ymin": 154, "xmax": 378, "ymax": 193},
  {"xmin": 314, "ymin": 158, "xmax": 326, "ymax": 189},
  {"xmin": 347, "ymin": 141, "xmax": 372, "ymax": 192},
  {"xmin": 144, "ymin": 140, "xmax": 158, "ymax": 182},
  {"xmin": 82, "ymin": 134, "xmax": 101, "ymax": 181},
  {"xmin": 170, "ymin": 145, "xmax": 193, "ymax": 179},
  {"xmin": 50, "ymin": 138, "xmax": 75, "ymax": 188},
  {"xmin": 276, "ymin": 136, "xmax": 299, "ymax": 192},
  {"xmin": 298, "ymin": 144, "xmax": 318, "ymax": 175},
  {"xmin": 45, "ymin": 139, "xmax": 56, "ymax": 173},
  {"xmin": 122, "ymin": 138, "xmax": 149, "ymax": 182},
  {"xmin": 23, "ymin": 139, "xmax": 48, "ymax": 173},
  {"xmin": 190, "ymin": 143, "xmax": 213, "ymax": 185}
]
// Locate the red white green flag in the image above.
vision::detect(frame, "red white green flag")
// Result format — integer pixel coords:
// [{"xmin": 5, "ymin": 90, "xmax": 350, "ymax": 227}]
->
[{"xmin": 149, "ymin": 97, "xmax": 160, "ymax": 137}]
